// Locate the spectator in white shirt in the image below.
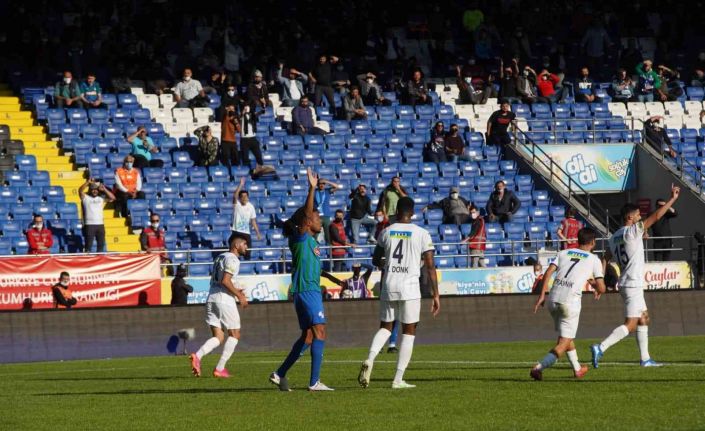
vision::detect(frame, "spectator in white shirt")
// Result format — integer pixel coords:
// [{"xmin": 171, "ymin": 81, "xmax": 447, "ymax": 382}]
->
[
  {"xmin": 79, "ymin": 179, "xmax": 115, "ymax": 252},
  {"xmin": 276, "ymin": 62, "xmax": 308, "ymax": 107},
  {"xmin": 173, "ymin": 68, "xmax": 206, "ymax": 108},
  {"xmin": 228, "ymin": 177, "xmax": 262, "ymax": 259}
]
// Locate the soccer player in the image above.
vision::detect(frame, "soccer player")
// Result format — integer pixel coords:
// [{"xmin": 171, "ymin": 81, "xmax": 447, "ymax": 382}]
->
[
  {"xmin": 269, "ymin": 168, "xmax": 334, "ymax": 392},
  {"xmin": 530, "ymin": 228, "xmax": 606, "ymax": 381},
  {"xmin": 189, "ymin": 237, "xmax": 249, "ymax": 378},
  {"xmin": 591, "ymin": 184, "xmax": 680, "ymax": 368},
  {"xmin": 358, "ymin": 197, "xmax": 440, "ymax": 389}
]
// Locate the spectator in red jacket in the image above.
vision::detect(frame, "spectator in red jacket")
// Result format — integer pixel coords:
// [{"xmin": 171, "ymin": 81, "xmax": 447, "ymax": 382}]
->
[
  {"xmin": 139, "ymin": 213, "xmax": 169, "ymax": 262},
  {"xmin": 372, "ymin": 209, "xmax": 389, "ymax": 243},
  {"xmin": 462, "ymin": 204, "xmax": 486, "ymax": 267},
  {"xmin": 557, "ymin": 207, "xmax": 583, "ymax": 249},
  {"xmin": 26, "ymin": 214, "xmax": 53, "ymax": 254},
  {"xmin": 536, "ymin": 69, "xmax": 564, "ymax": 103}
]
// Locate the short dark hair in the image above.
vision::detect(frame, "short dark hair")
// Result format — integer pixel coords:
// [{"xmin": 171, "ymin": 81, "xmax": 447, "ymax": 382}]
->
[
  {"xmin": 565, "ymin": 207, "xmax": 577, "ymax": 218},
  {"xmin": 33, "ymin": 214, "xmax": 43, "ymax": 220},
  {"xmin": 499, "ymin": 98, "xmax": 510, "ymax": 105},
  {"xmin": 577, "ymin": 227, "xmax": 597, "ymax": 245},
  {"xmin": 620, "ymin": 203, "xmax": 640, "ymax": 221},
  {"xmin": 396, "ymin": 197, "xmax": 415, "ymax": 216},
  {"xmin": 238, "ymin": 190, "xmax": 248, "ymax": 198},
  {"xmin": 59, "ymin": 271, "xmax": 70, "ymax": 278},
  {"xmin": 494, "ymin": 180, "xmax": 505, "ymax": 188},
  {"xmin": 282, "ymin": 206, "xmax": 318, "ymax": 238}
]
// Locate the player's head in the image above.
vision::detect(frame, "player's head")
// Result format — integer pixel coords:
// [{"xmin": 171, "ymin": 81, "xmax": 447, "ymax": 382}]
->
[
  {"xmin": 620, "ymin": 203, "xmax": 641, "ymax": 225},
  {"xmin": 577, "ymin": 227, "xmax": 597, "ymax": 250},
  {"xmin": 565, "ymin": 207, "xmax": 577, "ymax": 218},
  {"xmin": 283, "ymin": 206, "xmax": 322, "ymax": 237},
  {"xmin": 229, "ymin": 236, "xmax": 248, "ymax": 255},
  {"xmin": 395, "ymin": 196, "xmax": 415, "ymax": 221}
]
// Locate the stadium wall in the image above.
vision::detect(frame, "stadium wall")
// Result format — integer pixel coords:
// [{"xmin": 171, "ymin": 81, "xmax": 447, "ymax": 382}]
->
[{"xmin": 1, "ymin": 290, "xmax": 704, "ymax": 363}]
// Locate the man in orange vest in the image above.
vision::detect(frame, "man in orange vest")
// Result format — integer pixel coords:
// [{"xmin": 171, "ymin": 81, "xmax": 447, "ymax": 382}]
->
[
  {"xmin": 463, "ymin": 204, "xmax": 486, "ymax": 267},
  {"xmin": 52, "ymin": 271, "xmax": 78, "ymax": 309},
  {"xmin": 113, "ymin": 155, "xmax": 146, "ymax": 216},
  {"xmin": 328, "ymin": 209, "xmax": 352, "ymax": 272},
  {"xmin": 26, "ymin": 214, "xmax": 54, "ymax": 254},
  {"xmin": 140, "ymin": 213, "xmax": 169, "ymax": 263}
]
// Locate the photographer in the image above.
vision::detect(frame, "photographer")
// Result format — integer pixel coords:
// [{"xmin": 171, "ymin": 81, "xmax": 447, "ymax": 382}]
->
[
  {"xmin": 128, "ymin": 126, "xmax": 163, "ymax": 168},
  {"xmin": 221, "ymin": 102, "xmax": 240, "ymax": 169},
  {"xmin": 194, "ymin": 125, "xmax": 220, "ymax": 167},
  {"xmin": 79, "ymin": 178, "xmax": 115, "ymax": 252}
]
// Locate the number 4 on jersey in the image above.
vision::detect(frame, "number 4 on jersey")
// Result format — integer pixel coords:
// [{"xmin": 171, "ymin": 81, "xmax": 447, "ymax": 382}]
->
[{"xmin": 392, "ymin": 240, "xmax": 404, "ymax": 264}]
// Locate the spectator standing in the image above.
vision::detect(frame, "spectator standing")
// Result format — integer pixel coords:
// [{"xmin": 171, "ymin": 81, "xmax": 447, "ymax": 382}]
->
[
  {"xmin": 557, "ymin": 207, "xmax": 584, "ymax": 249},
  {"xmin": 425, "ymin": 121, "xmax": 447, "ymax": 164},
  {"xmin": 423, "ymin": 187, "xmax": 473, "ymax": 225},
  {"xmin": 79, "ymin": 179, "xmax": 115, "ymax": 253},
  {"xmin": 486, "ymin": 180, "xmax": 521, "ymax": 224},
  {"xmin": 228, "ymin": 177, "xmax": 262, "ymax": 254},
  {"xmin": 140, "ymin": 213, "xmax": 169, "ymax": 263},
  {"xmin": 574, "ymin": 67, "xmax": 597, "ymax": 103},
  {"xmin": 635, "ymin": 60, "xmax": 661, "ymax": 102},
  {"xmin": 113, "ymin": 155, "xmax": 145, "ymax": 217},
  {"xmin": 221, "ymin": 103, "xmax": 239, "ymax": 169},
  {"xmin": 246, "ymin": 70, "xmax": 272, "ymax": 109},
  {"xmin": 276, "ymin": 63, "xmax": 308, "ymax": 107},
  {"xmin": 444, "ymin": 124, "xmax": 469, "ymax": 162},
  {"xmin": 406, "ymin": 68, "xmax": 432, "ymax": 106},
  {"xmin": 372, "ymin": 209, "xmax": 390, "ymax": 243},
  {"xmin": 463, "ymin": 205, "xmax": 486, "ymax": 268},
  {"xmin": 456, "ymin": 65, "xmax": 492, "ymax": 105},
  {"xmin": 486, "ymin": 100, "xmax": 516, "ymax": 147},
  {"xmin": 356, "ymin": 72, "xmax": 390, "ymax": 106},
  {"xmin": 128, "ymin": 126, "xmax": 163, "ymax": 168},
  {"xmin": 331, "ymin": 57, "xmax": 351, "ymax": 96},
  {"xmin": 194, "ymin": 125, "xmax": 219, "ymax": 167},
  {"xmin": 650, "ymin": 198, "xmax": 677, "ymax": 261},
  {"xmin": 310, "ymin": 55, "xmax": 335, "ymax": 108},
  {"xmin": 348, "ymin": 184, "xmax": 376, "ymax": 244},
  {"xmin": 343, "ymin": 86, "xmax": 367, "ymax": 121},
  {"xmin": 173, "ymin": 68, "xmax": 206, "ymax": 108},
  {"xmin": 499, "ymin": 59, "xmax": 521, "ymax": 104},
  {"xmin": 53, "ymin": 71, "xmax": 81, "ymax": 108},
  {"xmin": 314, "ymin": 178, "xmax": 339, "ymax": 243},
  {"xmin": 619, "ymin": 38, "xmax": 643, "ymax": 75},
  {"xmin": 580, "ymin": 21, "xmax": 612, "ymax": 74},
  {"xmin": 52, "ymin": 272, "xmax": 78, "ymax": 309},
  {"xmin": 329, "ymin": 209, "xmax": 352, "ymax": 272},
  {"xmin": 644, "ymin": 116, "xmax": 677, "ymax": 158},
  {"xmin": 221, "ymin": 84, "xmax": 240, "ymax": 114},
  {"xmin": 611, "ymin": 69, "xmax": 636, "ymax": 103},
  {"xmin": 26, "ymin": 214, "xmax": 53, "ymax": 254},
  {"xmin": 322, "ymin": 263, "xmax": 374, "ymax": 298},
  {"xmin": 292, "ymin": 96, "xmax": 327, "ymax": 135},
  {"xmin": 79, "ymin": 73, "xmax": 104, "ymax": 109},
  {"xmin": 171, "ymin": 264, "xmax": 194, "ymax": 305},
  {"xmin": 377, "ymin": 176, "xmax": 408, "ymax": 224},
  {"xmin": 238, "ymin": 105, "xmax": 274, "ymax": 176}
]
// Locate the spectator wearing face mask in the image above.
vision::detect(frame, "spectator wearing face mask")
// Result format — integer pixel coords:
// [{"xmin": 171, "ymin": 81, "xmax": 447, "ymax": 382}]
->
[
  {"xmin": 348, "ymin": 184, "xmax": 376, "ymax": 244},
  {"xmin": 486, "ymin": 180, "xmax": 521, "ymax": 224},
  {"xmin": 247, "ymin": 69, "xmax": 272, "ymax": 109},
  {"xmin": 276, "ymin": 62, "xmax": 308, "ymax": 107},
  {"xmin": 531, "ymin": 263, "xmax": 544, "ymax": 294},
  {"xmin": 456, "ymin": 65, "xmax": 492, "ymax": 105},
  {"xmin": 52, "ymin": 272, "xmax": 78, "ymax": 309},
  {"xmin": 322, "ymin": 263, "xmax": 374, "ymax": 299},
  {"xmin": 26, "ymin": 214, "xmax": 53, "ymax": 254},
  {"xmin": 292, "ymin": 96, "xmax": 327, "ymax": 135},
  {"xmin": 221, "ymin": 103, "xmax": 240, "ymax": 169},
  {"xmin": 113, "ymin": 155, "xmax": 145, "ymax": 217},
  {"xmin": 574, "ymin": 66, "xmax": 597, "ymax": 103},
  {"xmin": 422, "ymin": 187, "xmax": 473, "ymax": 225},
  {"xmin": 140, "ymin": 213, "xmax": 169, "ymax": 263},
  {"xmin": 53, "ymin": 70, "xmax": 81, "ymax": 108},
  {"xmin": 171, "ymin": 264, "xmax": 194, "ymax": 305},
  {"xmin": 372, "ymin": 210, "xmax": 389, "ymax": 243},
  {"xmin": 194, "ymin": 125, "xmax": 220, "ymax": 167},
  {"xmin": 356, "ymin": 72, "xmax": 390, "ymax": 106},
  {"xmin": 444, "ymin": 124, "xmax": 470, "ymax": 161},
  {"xmin": 221, "ymin": 84, "xmax": 240, "ymax": 114},
  {"xmin": 635, "ymin": 60, "xmax": 661, "ymax": 102},
  {"xmin": 462, "ymin": 204, "xmax": 486, "ymax": 268},
  {"xmin": 329, "ymin": 209, "xmax": 353, "ymax": 272},
  {"xmin": 516, "ymin": 65, "xmax": 542, "ymax": 104},
  {"xmin": 536, "ymin": 69, "xmax": 564, "ymax": 103},
  {"xmin": 499, "ymin": 59, "xmax": 521, "ymax": 104},
  {"xmin": 173, "ymin": 68, "xmax": 206, "ymax": 108},
  {"xmin": 426, "ymin": 122, "xmax": 448, "ymax": 164},
  {"xmin": 611, "ymin": 69, "xmax": 636, "ymax": 103}
]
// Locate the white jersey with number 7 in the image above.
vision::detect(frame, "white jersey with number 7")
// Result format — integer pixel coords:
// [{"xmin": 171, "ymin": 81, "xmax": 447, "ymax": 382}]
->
[
  {"xmin": 377, "ymin": 223, "xmax": 434, "ymax": 301},
  {"xmin": 608, "ymin": 221, "xmax": 645, "ymax": 288}
]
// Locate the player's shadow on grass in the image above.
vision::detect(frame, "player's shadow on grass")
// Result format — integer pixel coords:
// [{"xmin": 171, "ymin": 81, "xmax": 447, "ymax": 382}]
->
[
  {"xmin": 35, "ymin": 387, "xmax": 272, "ymax": 397},
  {"xmin": 31, "ymin": 376, "xmax": 193, "ymax": 382},
  {"xmin": 472, "ymin": 377, "xmax": 705, "ymax": 383}
]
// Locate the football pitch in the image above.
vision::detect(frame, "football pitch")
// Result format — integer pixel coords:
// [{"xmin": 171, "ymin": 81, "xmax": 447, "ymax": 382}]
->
[{"xmin": 1, "ymin": 336, "xmax": 704, "ymax": 431}]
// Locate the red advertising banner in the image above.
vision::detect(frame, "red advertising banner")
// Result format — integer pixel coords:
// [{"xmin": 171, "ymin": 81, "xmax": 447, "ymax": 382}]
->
[{"xmin": 0, "ymin": 254, "xmax": 161, "ymax": 310}]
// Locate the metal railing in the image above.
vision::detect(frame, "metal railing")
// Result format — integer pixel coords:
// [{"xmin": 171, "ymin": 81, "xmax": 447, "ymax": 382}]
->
[{"xmin": 519, "ymin": 117, "xmax": 636, "ymax": 145}]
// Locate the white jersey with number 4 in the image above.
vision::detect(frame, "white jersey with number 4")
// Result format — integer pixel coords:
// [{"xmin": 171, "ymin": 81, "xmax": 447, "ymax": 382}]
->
[
  {"xmin": 208, "ymin": 252, "xmax": 241, "ymax": 306},
  {"xmin": 377, "ymin": 223, "xmax": 434, "ymax": 301},
  {"xmin": 608, "ymin": 222, "xmax": 645, "ymax": 288},
  {"xmin": 548, "ymin": 248, "xmax": 604, "ymax": 306}
]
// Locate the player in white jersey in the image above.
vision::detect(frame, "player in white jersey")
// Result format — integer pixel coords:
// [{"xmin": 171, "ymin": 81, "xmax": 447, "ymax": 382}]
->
[
  {"xmin": 358, "ymin": 197, "xmax": 440, "ymax": 389},
  {"xmin": 530, "ymin": 228, "xmax": 606, "ymax": 381},
  {"xmin": 189, "ymin": 237, "xmax": 249, "ymax": 378},
  {"xmin": 591, "ymin": 184, "xmax": 680, "ymax": 368}
]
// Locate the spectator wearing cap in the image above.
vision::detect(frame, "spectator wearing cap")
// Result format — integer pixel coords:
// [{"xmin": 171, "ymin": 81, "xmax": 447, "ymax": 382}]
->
[
  {"xmin": 423, "ymin": 187, "xmax": 473, "ymax": 225},
  {"xmin": 342, "ymin": 86, "xmax": 367, "ymax": 121},
  {"xmin": 322, "ymin": 263, "xmax": 374, "ymax": 299},
  {"xmin": 356, "ymin": 72, "xmax": 390, "ymax": 106},
  {"xmin": 247, "ymin": 69, "xmax": 272, "ymax": 109},
  {"xmin": 310, "ymin": 54, "xmax": 335, "ymax": 108},
  {"xmin": 140, "ymin": 213, "xmax": 169, "ymax": 263},
  {"xmin": 486, "ymin": 180, "xmax": 521, "ymax": 224},
  {"xmin": 276, "ymin": 62, "xmax": 308, "ymax": 107},
  {"xmin": 463, "ymin": 204, "xmax": 486, "ymax": 267},
  {"xmin": 291, "ymin": 96, "xmax": 327, "ymax": 135},
  {"xmin": 128, "ymin": 126, "xmax": 163, "ymax": 168},
  {"xmin": 348, "ymin": 184, "xmax": 376, "ymax": 244},
  {"xmin": 173, "ymin": 68, "xmax": 206, "ymax": 108},
  {"xmin": 79, "ymin": 178, "xmax": 115, "ymax": 253},
  {"xmin": 79, "ymin": 72, "xmax": 104, "ymax": 109},
  {"xmin": 194, "ymin": 125, "xmax": 219, "ymax": 167},
  {"xmin": 114, "ymin": 155, "xmax": 145, "ymax": 217},
  {"xmin": 171, "ymin": 264, "xmax": 194, "ymax": 305},
  {"xmin": 26, "ymin": 214, "xmax": 53, "ymax": 255},
  {"xmin": 53, "ymin": 70, "xmax": 81, "ymax": 108}
]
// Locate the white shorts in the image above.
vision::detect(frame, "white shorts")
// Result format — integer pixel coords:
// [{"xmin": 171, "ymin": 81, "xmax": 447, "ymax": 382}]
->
[
  {"xmin": 205, "ymin": 301, "xmax": 241, "ymax": 330},
  {"xmin": 379, "ymin": 299, "xmax": 421, "ymax": 324},
  {"xmin": 620, "ymin": 287, "xmax": 647, "ymax": 318},
  {"xmin": 547, "ymin": 301, "xmax": 580, "ymax": 339}
]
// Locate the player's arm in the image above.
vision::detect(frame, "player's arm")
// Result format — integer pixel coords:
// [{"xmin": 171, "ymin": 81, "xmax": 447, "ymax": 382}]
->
[
  {"xmin": 642, "ymin": 184, "xmax": 680, "ymax": 230},
  {"xmin": 305, "ymin": 168, "xmax": 317, "ymax": 215},
  {"xmin": 222, "ymin": 272, "xmax": 248, "ymax": 308},
  {"xmin": 533, "ymin": 263, "xmax": 557, "ymax": 313},
  {"xmin": 372, "ymin": 244, "xmax": 385, "ymax": 268},
  {"xmin": 321, "ymin": 270, "xmax": 344, "ymax": 286},
  {"xmin": 422, "ymin": 250, "xmax": 440, "ymax": 317}
]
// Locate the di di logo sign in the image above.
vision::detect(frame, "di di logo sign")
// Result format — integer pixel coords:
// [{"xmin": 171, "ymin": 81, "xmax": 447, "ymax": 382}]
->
[{"xmin": 566, "ymin": 154, "xmax": 598, "ymax": 186}]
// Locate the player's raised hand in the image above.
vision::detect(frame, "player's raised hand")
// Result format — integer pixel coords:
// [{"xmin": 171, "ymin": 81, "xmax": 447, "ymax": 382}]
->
[
  {"xmin": 307, "ymin": 168, "xmax": 318, "ymax": 188},
  {"xmin": 431, "ymin": 296, "xmax": 441, "ymax": 317},
  {"xmin": 670, "ymin": 183, "xmax": 680, "ymax": 200},
  {"xmin": 239, "ymin": 176, "xmax": 246, "ymax": 187}
]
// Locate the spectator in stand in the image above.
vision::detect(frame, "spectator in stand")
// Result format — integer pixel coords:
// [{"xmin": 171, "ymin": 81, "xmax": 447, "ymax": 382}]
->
[
  {"xmin": 557, "ymin": 207, "xmax": 583, "ymax": 250},
  {"xmin": 331, "ymin": 57, "xmax": 351, "ymax": 96},
  {"xmin": 372, "ymin": 209, "xmax": 389, "ymax": 243},
  {"xmin": 329, "ymin": 209, "xmax": 353, "ymax": 272},
  {"xmin": 499, "ymin": 59, "xmax": 521, "ymax": 104},
  {"xmin": 611, "ymin": 69, "xmax": 636, "ymax": 103},
  {"xmin": 425, "ymin": 121, "xmax": 447, "ymax": 164},
  {"xmin": 53, "ymin": 71, "xmax": 81, "ymax": 108},
  {"xmin": 486, "ymin": 180, "xmax": 521, "ymax": 224},
  {"xmin": 79, "ymin": 72, "xmax": 104, "ymax": 109},
  {"xmin": 655, "ymin": 65, "xmax": 683, "ymax": 102},
  {"xmin": 377, "ymin": 176, "xmax": 408, "ymax": 224},
  {"xmin": 310, "ymin": 54, "xmax": 335, "ymax": 108},
  {"xmin": 222, "ymin": 84, "xmax": 240, "ymax": 113},
  {"xmin": 356, "ymin": 72, "xmax": 390, "ymax": 106},
  {"xmin": 531, "ymin": 263, "xmax": 544, "ymax": 294},
  {"xmin": 315, "ymin": 178, "xmax": 339, "ymax": 243},
  {"xmin": 114, "ymin": 155, "xmax": 145, "ymax": 217},
  {"xmin": 79, "ymin": 179, "xmax": 115, "ymax": 253},
  {"xmin": 406, "ymin": 68, "xmax": 432, "ymax": 106},
  {"xmin": 348, "ymin": 184, "xmax": 376, "ymax": 244},
  {"xmin": 619, "ymin": 38, "xmax": 643, "ymax": 76},
  {"xmin": 486, "ymin": 100, "xmax": 516, "ymax": 147},
  {"xmin": 229, "ymin": 177, "xmax": 261, "ymax": 256},
  {"xmin": 221, "ymin": 102, "xmax": 239, "ymax": 169},
  {"xmin": 194, "ymin": 125, "xmax": 219, "ymax": 167},
  {"xmin": 128, "ymin": 126, "xmax": 163, "ymax": 168},
  {"xmin": 580, "ymin": 20, "xmax": 612, "ymax": 75},
  {"xmin": 203, "ymin": 69, "xmax": 228, "ymax": 95},
  {"xmin": 650, "ymin": 198, "xmax": 677, "ymax": 261},
  {"xmin": 171, "ymin": 264, "xmax": 193, "ymax": 305},
  {"xmin": 456, "ymin": 65, "xmax": 492, "ymax": 105},
  {"xmin": 276, "ymin": 63, "xmax": 308, "ymax": 107},
  {"xmin": 422, "ymin": 187, "xmax": 473, "ymax": 225},
  {"xmin": 140, "ymin": 213, "xmax": 169, "ymax": 263},
  {"xmin": 462, "ymin": 204, "xmax": 486, "ymax": 268},
  {"xmin": 173, "ymin": 68, "xmax": 206, "ymax": 108},
  {"xmin": 291, "ymin": 96, "xmax": 327, "ymax": 135},
  {"xmin": 26, "ymin": 214, "xmax": 53, "ymax": 254},
  {"xmin": 536, "ymin": 69, "xmax": 564, "ymax": 103},
  {"xmin": 343, "ymin": 86, "xmax": 367, "ymax": 121},
  {"xmin": 322, "ymin": 263, "xmax": 374, "ymax": 299},
  {"xmin": 238, "ymin": 104, "xmax": 274, "ymax": 176},
  {"xmin": 444, "ymin": 123, "xmax": 470, "ymax": 161},
  {"xmin": 644, "ymin": 116, "xmax": 677, "ymax": 158},
  {"xmin": 516, "ymin": 65, "xmax": 541, "ymax": 104},
  {"xmin": 246, "ymin": 70, "xmax": 272, "ymax": 109},
  {"xmin": 635, "ymin": 60, "xmax": 661, "ymax": 102},
  {"xmin": 574, "ymin": 67, "xmax": 597, "ymax": 103},
  {"xmin": 52, "ymin": 272, "xmax": 78, "ymax": 309}
]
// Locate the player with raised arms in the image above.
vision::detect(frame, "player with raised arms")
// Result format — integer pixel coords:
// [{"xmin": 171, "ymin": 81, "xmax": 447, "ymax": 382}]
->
[
  {"xmin": 358, "ymin": 196, "xmax": 440, "ymax": 389},
  {"xmin": 591, "ymin": 184, "xmax": 680, "ymax": 368},
  {"xmin": 530, "ymin": 227, "xmax": 606, "ymax": 380}
]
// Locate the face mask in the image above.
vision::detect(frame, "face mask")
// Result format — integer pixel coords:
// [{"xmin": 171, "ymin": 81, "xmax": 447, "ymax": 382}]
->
[
  {"xmin": 376, "ymin": 216, "xmax": 385, "ymax": 222},
  {"xmin": 523, "ymin": 70, "xmax": 529, "ymax": 77},
  {"xmin": 151, "ymin": 222, "xmax": 160, "ymax": 229},
  {"xmin": 34, "ymin": 222, "xmax": 43, "ymax": 229},
  {"xmin": 125, "ymin": 162, "xmax": 133, "ymax": 170},
  {"xmin": 366, "ymin": 78, "xmax": 374, "ymax": 84},
  {"xmin": 450, "ymin": 192, "xmax": 459, "ymax": 200},
  {"xmin": 227, "ymin": 90, "xmax": 235, "ymax": 97},
  {"xmin": 464, "ymin": 77, "xmax": 472, "ymax": 84},
  {"xmin": 183, "ymin": 76, "xmax": 191, "ymax": 81},
  {"xmin": 60, "ymin": 281, "xmax": 68, "ymax": 287},
  {"xmin": 63, "ymin": 77, "xmax": 71, "ymax": 84},
  {"xmin": 471, "ymin": 212, "xmax": 479, "ymax": 220}
]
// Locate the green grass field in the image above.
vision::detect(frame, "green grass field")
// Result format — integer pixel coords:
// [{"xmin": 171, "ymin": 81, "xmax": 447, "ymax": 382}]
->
[{"xmin": 1, "ymin": 336, "xmax": 704, "ymax": 431}]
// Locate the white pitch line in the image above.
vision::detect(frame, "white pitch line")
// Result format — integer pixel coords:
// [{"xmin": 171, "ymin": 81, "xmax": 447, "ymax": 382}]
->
[{"xmin": 0, "ymin": 359, "xmax": 703, "ymax": 377}]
